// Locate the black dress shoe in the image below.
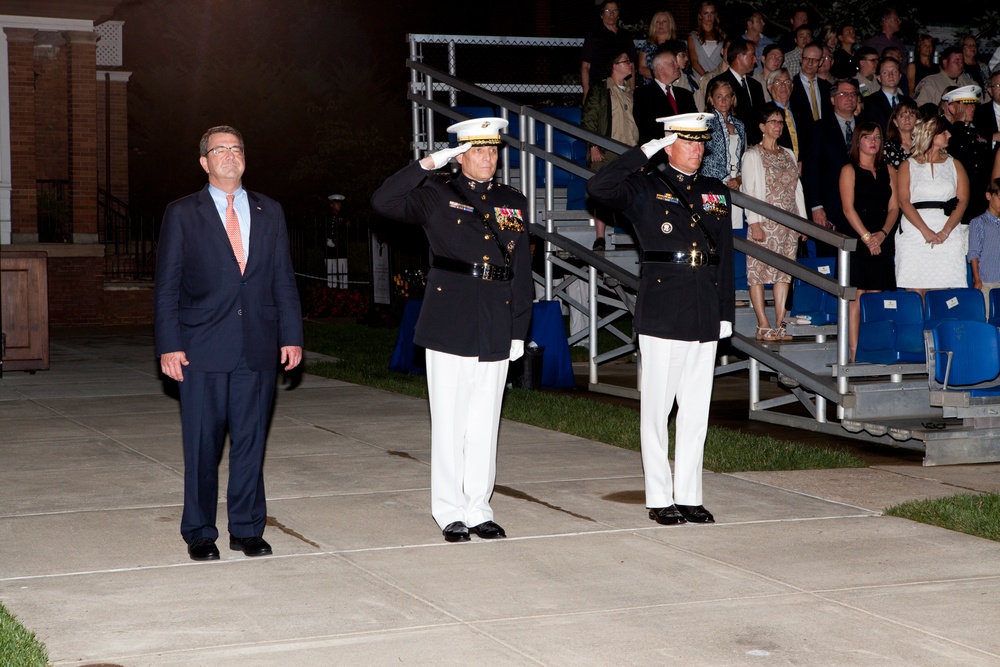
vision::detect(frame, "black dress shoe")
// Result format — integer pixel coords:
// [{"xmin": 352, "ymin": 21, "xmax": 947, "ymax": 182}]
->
[
  {"xmin": 188, "ymin": 537, "xmax": 220, "ymax": 561},
  {"xmin": 470, "ymin": 521, "xmax": 506, "ymax": 539},
  {"xmin": 443, "ymin": 521, "xmax": 470, "ymax": 543},
  {"xmin": 229, "ymin": 535, "xmax": 273, "ymax": 556},
  {"xmin": 648, "ymin": 506, "xmax": 687, "ymax": 526},
  {"xmin": 676, "ymin": 505, "xmax": 715, "ymax": 523}
]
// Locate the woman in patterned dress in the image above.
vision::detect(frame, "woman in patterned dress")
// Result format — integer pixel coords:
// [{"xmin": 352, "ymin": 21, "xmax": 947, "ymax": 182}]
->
[
  {"xmin": 638, "ymin": 10, "xmax": 676, "ymax": 85},
  {"xmin": 883, "ymin": 99, "xmax": 918, "ymax": 168},
  {"xmin": 741, "ymin": 103, "xmax": 806, "ymax": 340}
]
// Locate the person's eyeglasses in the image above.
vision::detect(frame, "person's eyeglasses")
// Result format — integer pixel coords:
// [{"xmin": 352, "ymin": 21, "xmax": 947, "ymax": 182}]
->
[
  {"xmin": 765, "ymin": 119, "xmax": 786, "ymax": 125},
  {"xmin": 989, "ymin": 84, "xmax": 1000, "ymax": 90},
  {"xmin": 613, "ymin": 59, "xmax": 632, "ymax": 66},
  {"xmin": 802, "ymin": 57, "xmax": 821, "ymax": 63},
  {"xmin": 772, "ymin": 80, "xmax": 793, "ymax": 87},
  {"xmin": 602, "ymin": 8, "xmax": 619, "ymax": 14},
  {"xmin": 835, "ymin": 91, "xmax": 859, "ymax": 98},
  {"xmin": 205, "ymin": 145, "xmax": 244, "ymax": 157}
]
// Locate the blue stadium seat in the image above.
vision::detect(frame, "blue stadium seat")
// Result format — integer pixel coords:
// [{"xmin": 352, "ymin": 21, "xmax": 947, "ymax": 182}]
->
[
  {"xmin": 789, "ymin": 257, "xmax": 838, "ymax": 325},
  {"xmin": 931, "ymin": 320, "xmax": 1000, "ymax": 392},
  {"xmin": 923, "ymin": 288, "xmax": 986, "ymax": 331},
  {"xmin": 856, "ymin": 291, "xmax": 926, "ymax": 364},
  {"xmin": 732, "ymin": 225, "xmax": 748, "ymax": 291},
  {"xmin": 987, "ymin": 288, "xmax": 1000, "ymax": 327}
]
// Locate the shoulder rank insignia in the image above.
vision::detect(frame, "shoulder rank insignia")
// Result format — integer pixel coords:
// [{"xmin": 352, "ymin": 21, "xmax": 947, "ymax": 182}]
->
[
  {"xmin": 656, "ymin": 193, "xmax": 680, "ymax": 204},
  {"xmin": 701, "ymin": 193, "xmax": 729, "ymax": 216},
  {"xmin": 495, "ymin": 207, "xmax": 525, "ymax": 232},
  {"xmin": 449, "ymin": 201, "xmax": 475, "ymax": 213}
]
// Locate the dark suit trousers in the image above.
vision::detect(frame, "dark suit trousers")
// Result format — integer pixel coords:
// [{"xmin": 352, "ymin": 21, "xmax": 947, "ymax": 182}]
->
[{"xmin": 178, "ymin": 356, "xmax": 276, "ymax": 543}]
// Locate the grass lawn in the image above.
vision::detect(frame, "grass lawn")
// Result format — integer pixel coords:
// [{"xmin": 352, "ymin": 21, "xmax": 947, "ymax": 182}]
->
[
  {"xmin": 0, "ymin": 602, "xmax": 48, "ymax": 667},
  {"xmin": 303, "ymin": 320, "xmax": 865, "ymax": 472},
  {"xmin": 885, "ymin": 493, "xmax": 1000, "ymax": 542}
]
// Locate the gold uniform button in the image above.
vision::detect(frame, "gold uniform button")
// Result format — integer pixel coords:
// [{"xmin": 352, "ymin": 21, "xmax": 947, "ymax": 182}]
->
[
  {"xmin": 690, "ymin": 223, "xmax": 695, "ymax": 227},
  {"xmin": 686, "ymin": 185, "xmax": 691, "ymax": 190},
  {"xmin": 657, "ymin": 278, "xmax": 662, "ymax": 283},
  {"xmin": 482, "ymin": 195, "xmax": 487, "ymax": 201},
  {"xmin": 505, "ymin": 300, "xmax": 510, "ymax": 304},
  {"xmin": 436, "ymin": 286, "xmax": 442, "ymax": 292},
  {"xmin": 484, "ymin": 234, "xmax": 490, "ymax": 239},
  {"xmin": 692, "ymin": 242, "xmax": 698, "ymax": 247},
  {"xmin": 483, "ymin": 255, "xmax": 490, "ymax": 261},
  {"xmin": 457, "ymin": 219, "xmax": 461, "ymax": 224}
]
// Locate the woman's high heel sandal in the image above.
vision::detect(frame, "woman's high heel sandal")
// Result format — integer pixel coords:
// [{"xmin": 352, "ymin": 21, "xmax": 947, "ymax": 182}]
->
[{"xmin": 755, "ymin": 326, "xmax": 777, "ymax": 341}]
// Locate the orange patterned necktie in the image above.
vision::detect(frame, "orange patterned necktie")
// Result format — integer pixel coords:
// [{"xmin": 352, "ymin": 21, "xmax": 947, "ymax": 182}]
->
[{"xmin": 225, "ymin": 194, "xmax": 246, "ymax": 274}]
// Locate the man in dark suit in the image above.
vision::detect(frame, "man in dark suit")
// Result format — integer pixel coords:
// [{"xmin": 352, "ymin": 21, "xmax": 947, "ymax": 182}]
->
[
  {"xmin": 974, "ymin": 70, "xmax": 1000, "ymax": 154},
  {"xmin": 634, "ymin": 49, "xmax": 697, "ymax": 144},
  {"xmin": 860, "ymin": 57, "xmax": 912, "ymax": 132},
  {"xmin": 709, "ymin": 37, "xmax": 766, "ymax": 145},
  {"xmin": 371, "ymin": 118, "xmax": 532, "ymax": 543},
  {"xmin": 802, "ymin": 79, "xmax": 860, "ymax": 251},
  {"xmin": 789, "ymin": 43, "xmax": 833, "ymax": 150},
  {"xmin": 155, "ymin": 125, "xmax": 303, "ymax": 561}
]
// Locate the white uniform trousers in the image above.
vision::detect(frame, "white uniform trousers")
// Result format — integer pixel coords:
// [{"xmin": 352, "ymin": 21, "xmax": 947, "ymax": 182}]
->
[
  {"xmin": 425, "ymin": 349, "xmax": 508, "ymax": 529},
  {"xmin": 638, "ymin": 334, "xmax": 718, "ymax": 508}
]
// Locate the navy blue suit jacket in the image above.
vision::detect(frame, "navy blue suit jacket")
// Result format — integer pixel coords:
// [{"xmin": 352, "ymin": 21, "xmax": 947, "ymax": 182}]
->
[
  {"xmin": 154, "ymin": 185, "xmax": 303, "ymax": 374},
  {"xmin": 802, "ymin": 115, "xmax": 852, "ymax": 230}
]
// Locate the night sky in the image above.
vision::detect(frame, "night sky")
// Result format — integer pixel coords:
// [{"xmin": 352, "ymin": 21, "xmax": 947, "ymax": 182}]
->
[{"xmin": 113, "ymin": 0, "xmax": 606, "ymax": 218}]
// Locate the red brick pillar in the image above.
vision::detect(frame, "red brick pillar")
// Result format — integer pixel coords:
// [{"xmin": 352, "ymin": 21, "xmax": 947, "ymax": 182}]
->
[
  {"xmin": 96, "ymin": 71, "xmax": 131, "ymax": 203},
  {"xmin": 5, "ymin": 28, "xmax": 38, "ymax": 243},
  {"xmin": 62, "ymin": 30, "xmax": 99, "ymax": 243}
]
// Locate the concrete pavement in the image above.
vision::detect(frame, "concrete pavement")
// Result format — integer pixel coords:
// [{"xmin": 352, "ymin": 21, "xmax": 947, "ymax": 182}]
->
[{"xmin": 1, "ymin": 327, "xmax": 999, "ymax": 666}]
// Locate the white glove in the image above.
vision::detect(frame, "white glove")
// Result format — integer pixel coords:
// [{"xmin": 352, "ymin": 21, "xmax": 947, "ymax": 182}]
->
[
  {"xmin": 640, "ymin": 134, "xmax": 677, "ymax": 159},
  {"xmin": 719, "ymin": 321, "xmax": 733, "ymax": 339},
  {"xmin": 422, "ymin": 142, "xmax": 472, "ymax": 170},
  {"xmin": 509, "ymin": 339, "xmax": 525, "ymax": 362}
]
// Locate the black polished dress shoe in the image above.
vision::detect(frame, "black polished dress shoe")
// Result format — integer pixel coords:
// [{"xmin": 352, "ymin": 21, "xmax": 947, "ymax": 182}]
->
[
  {"xmin": 676, "ymin": 504, "xmax": 715, "ymax": 523},
  {"xmin": 229, "ymin": 535, "xmax": 273, "ymax": 556},
  {"xmin": 470, "ymin": 520, "xmax": 506, "ymax": 539},
  {"xmin": 443, "ymin": 521, "xmax": 470, "ymax": 543},
  {"xmin": 188, "ymin": 537, "xmax": 220, "ymax": 561},
  {"xmin": 648, "ymin": 506, "xmax": 687, "ymax": 526}
]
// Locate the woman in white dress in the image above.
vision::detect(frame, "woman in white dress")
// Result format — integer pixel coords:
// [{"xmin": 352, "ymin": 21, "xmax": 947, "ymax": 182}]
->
[{"xmin": 895, "ymin": 115, "xmax": 970, "ymax": 299}]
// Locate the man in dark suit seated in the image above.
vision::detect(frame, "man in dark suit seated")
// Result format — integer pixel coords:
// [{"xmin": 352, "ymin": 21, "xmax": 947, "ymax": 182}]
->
[
  {"xmin": 634, "ymin": 49, "xmax": 697, "ymax": 143},
  {"xmin": 860, "ymin": 57, "xmax": 913, "ymax": 132},
  {"xmin": 155, "ymin": 125, "xmax": 304, "ymax": 561},
  {"xmin": 709, "ymin": 37, "xmax": 766, "ymax": 145},
  {"xmin": 802, "ymin": 79, "xmax": 861, "ymax": 254}
]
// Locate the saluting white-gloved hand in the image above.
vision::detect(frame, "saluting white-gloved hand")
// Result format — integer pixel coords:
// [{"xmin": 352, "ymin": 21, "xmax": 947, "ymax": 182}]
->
[
  {"xmin": 509, "ymin": 339, "xmax": 525, "ymax": 362},
  {"xmin": 719, "ymin": 321, "xmax": 733, "ymax": 339},
  {"xmin": 420, "ymin": 143, "xmax": 472, "ymax": 170},
  {"xmin": 640, "ymin": 134, "xmax": 677, "ymax": 159}
]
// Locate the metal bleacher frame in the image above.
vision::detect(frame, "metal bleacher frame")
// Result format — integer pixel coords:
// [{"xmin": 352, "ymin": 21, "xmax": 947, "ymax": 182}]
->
[{"xmin": 405, "ymin": 33, "xmax": 1000, "ymax": 465}]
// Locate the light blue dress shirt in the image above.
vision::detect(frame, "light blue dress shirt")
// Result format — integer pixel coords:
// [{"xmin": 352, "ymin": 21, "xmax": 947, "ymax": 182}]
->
[{"xmin": 207, "ymin": 184, "xmax": 251, "ymax": 262}]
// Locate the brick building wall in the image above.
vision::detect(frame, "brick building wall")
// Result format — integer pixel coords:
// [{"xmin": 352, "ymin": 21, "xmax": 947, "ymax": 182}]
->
[
  {"xmin": 5, "ymin": 28, "xmax": 38, "ymax": 241},
  {"xmin": 95, "ymin": 74, "xmax": 129, "ymax": 203},
  {"xmin": 34, "ymin": 45, "xmax": 69, "ymax": 182},
  {"xmin": 65, "ymin": 31, "xmax": 100, "ymax": 241}
]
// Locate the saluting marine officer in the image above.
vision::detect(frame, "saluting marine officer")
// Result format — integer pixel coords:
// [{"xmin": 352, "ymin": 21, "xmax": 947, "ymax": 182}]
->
[
  {"xmin": 371, "ymin": 117, "xmax": 532, "ymax": 543},
  {"xmin": 587, "ymin": 112, "xmax": 734, "ymax": 526}
]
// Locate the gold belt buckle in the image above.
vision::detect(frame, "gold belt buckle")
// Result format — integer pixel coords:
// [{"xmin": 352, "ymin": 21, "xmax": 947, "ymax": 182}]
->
[{"xmin": 690, "ymin": 250, "xmax": 704, "ymax": 266}]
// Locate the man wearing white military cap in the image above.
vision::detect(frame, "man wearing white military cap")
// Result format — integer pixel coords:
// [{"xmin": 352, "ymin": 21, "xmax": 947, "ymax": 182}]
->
[
  {"xmin": 326, "ymin": 194, "xmax": 347, "ymax": 288},
  {"xmin": 587, "ymin": 112, "xmax": 734, "ymax": 526},
  {"xmin": 372, "ymin": 117, "xmax": 531, "ymax": 542},
  {"xmin": 945, "ymin": 84, "xmax": 993, "ymax": 222}
]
